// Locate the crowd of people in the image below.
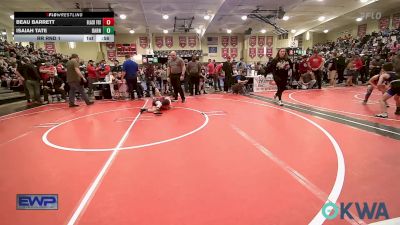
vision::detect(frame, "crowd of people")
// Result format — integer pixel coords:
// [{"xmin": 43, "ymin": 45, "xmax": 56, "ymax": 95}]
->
[{"xmin": 0, "ymin": 25, "xmax": 399, "ymax": 117}]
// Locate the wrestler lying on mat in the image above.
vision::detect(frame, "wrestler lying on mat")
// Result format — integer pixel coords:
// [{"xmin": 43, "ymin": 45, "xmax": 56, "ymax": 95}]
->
[{"xmin": 140, "ymin": 89, "xmax": 172, "ymax": 115}]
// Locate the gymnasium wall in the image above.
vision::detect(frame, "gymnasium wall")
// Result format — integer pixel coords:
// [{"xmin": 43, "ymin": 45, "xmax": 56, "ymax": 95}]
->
[{"xmin": 326, "ymin": 12, "xmax": 400, "ymax": 41}]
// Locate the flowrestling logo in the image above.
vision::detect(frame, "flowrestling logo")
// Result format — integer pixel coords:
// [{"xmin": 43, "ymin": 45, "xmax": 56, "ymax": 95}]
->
[
  {"xmin": 360, "ymin": 12, "xmax": 382, "ymax": 20},
  {"xmin": 322, "ymin": 202, "xmax": 389, "ymax": 220},
  {"xmin": 17, "ymin": 194, "xmax": 58, "ymax": 210}
]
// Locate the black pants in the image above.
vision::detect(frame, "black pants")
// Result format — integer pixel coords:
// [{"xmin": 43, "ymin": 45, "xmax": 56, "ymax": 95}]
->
[
  {"xmin": 224, "ymin": 75, "xmax": 232, "ymax": 92},
  {"xmin": 313, "ymin": 70, "xmax": 322, "ymax": 89},
  {"xmin": 126, "ymin": 77, "xmax": 140, "ymax": 99},
  {"xmin": 170, "ymin": 74, "xmax": 185, "ymax": 100},
  {"xmin": 337, "ymin": 66, "xmax": 345, "ymax": 83},
  {"xmin": 189, "ymin": 73, "xmax": 200, "ymax": 95},
  {"xmin": 274, "ymin": 77, "xmax": 288, "ymax": 101}
]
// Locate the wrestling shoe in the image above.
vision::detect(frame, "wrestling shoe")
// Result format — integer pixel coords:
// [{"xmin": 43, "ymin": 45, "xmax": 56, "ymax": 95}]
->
[{"xmin": 375, "ymin": 113, "xmax": 388, "ymax": 118}]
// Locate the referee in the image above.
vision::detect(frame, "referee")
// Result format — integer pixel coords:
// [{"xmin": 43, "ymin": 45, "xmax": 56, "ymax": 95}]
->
[{"xmin": 167, "ymin": 51, "xmax": 186, "ymax": 103}]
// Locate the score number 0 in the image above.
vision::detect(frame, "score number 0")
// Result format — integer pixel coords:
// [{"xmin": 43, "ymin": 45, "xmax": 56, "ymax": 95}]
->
[{"xmin": 102, "ymin": 18, "xmax": 114, "ymax": 26}]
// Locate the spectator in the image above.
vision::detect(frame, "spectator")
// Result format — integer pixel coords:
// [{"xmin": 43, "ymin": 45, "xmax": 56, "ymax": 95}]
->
[
  {"xmin": 308, "ymin": 49, "xmax": 324, "ymax": 89},
  {"xmin": 222, "ymin": 56, "xmax": 234, "ymax": 92},
  {"xmin": 96, "ymin": 59, "xmax": 110, "ymax": 81},
  {"xmin": 43, "ymin": 72, "xmax": 66, "ymax": 103},
  {"xmin": 270, "ymin": 48, "xmax": 293, "ymax": 106},
  {"xmin": 39, "ymin": 61, "xmax": 56, "ymax": 81},
  {"xmin": 187, "ymin": 55, "xmax": 201, "ymax": 95},
  {"xmin": 20, "ymin": 57, "xmax": 42, "ymax": 105},
  {"xmin": 328, "ymin": 52, "xmax": 338, "ymax": 87},
  {"xmin": 66, "ymin": 54, "xmax": 93, "ymax": 107},
  {"xmin": 86, "ymin": 60, "xmax": 97, "ymax": 96}
]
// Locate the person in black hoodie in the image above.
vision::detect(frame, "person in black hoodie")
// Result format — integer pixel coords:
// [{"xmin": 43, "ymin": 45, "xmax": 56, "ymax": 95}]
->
[
  {"xmin": 19, "ymin": 57, "xmax": 42, "ymax": 105},
  {"xmin": 269, "ymin": 48, "xmax": 293, "ymax": 106}
]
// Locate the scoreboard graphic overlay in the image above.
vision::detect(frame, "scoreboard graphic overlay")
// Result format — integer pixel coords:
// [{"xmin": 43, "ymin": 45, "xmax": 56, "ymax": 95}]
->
[{"xmin": 14, "ymin": 12, "xmax": 115, "ymax": 42}]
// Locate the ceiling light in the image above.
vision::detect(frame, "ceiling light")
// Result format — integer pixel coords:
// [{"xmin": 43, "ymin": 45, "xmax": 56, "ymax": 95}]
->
[
  {"xmin": 11, "ymin": 32, "xmax": 14, "ymax": 35},
  {"xmin": 163, "ymin": 29, "xmax": 168, "ymax": 34},
  {"xmin": 196, "ymin": 28, "xmax": 201, "ymax": 34},
  {"xmin": 162, "ymin": 14, "xmax": 169, "ymax": 20},
  {"xmin": 261, "ymin": 29, "xmax": 266, "ymax": 34},
  {"xmin": 129, "ymin": 29, "xmax": 135, "ymax": 34},
  {"xmin": 119, "ymin": 14, "xmax": 127, "ymax": 20},
  {"xmin": 291, "ymin": 29, "xmax": 296, "ymax": 33},
  {"xmin": 241, "ymin": 15, "xmax": 247, "ymax": 20},
  {"xmin": 1, "ymin": 32, "xmax": 6, "ymax": 35},
  {"xmin": 204, "ymin": 15, "xmax": 210, "ymax": 20},
  {"xmin": 317, "ymin": 0, "xmax": 324, "ymax": 1},
  {"xmin": 323, "ymin": 29, "xmax": 329, "ymax": 33},
  {"xmin": 318, "ymin": 16, "xmax": 326, "ymax": 21},
  {"xmin": 282, "ymin": 16, "xmax": 289, "ymax": 21},
  {"xmin": 10, "ymin": 15, "xmax": 14, "ymax": 20},
  {"xmin": 360, "ymin": 0, "xmax": 368, "ymax": 2},
  {"xmin": 227, "ymin": 29, "xmax": 232, "ymax": 34},
  {"xmin": 356, "ymin": 17, "xmax": 363, "ymax": 22}
]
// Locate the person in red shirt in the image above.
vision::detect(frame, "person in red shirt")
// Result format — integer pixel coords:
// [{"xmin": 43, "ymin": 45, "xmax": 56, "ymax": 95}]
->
[
  {"xmin": 39, "ymin": 62, "xmax": 56, "ymax": 81},
  {"xmin": 353, "ymin": 55, "xmax": 363, "ymax": 85},
  {"xmin": 307, "ymin": 50, "xmax": 324, "ymax": 89},
  {"xmin": 207, "ymin": 59, "xmax": 220, "ymax": 91},
  {"xmin": 214, "ymin": 63, "xmax": 222, "ymax": 91},
  {"xmin": 298, "ymin": 55, "xmax": 309, "ymax": 75},
  {"xmin": 86, "ymin": 60, "xmax": 97, "ymax": 96},
  {"xmin": 96, "ymin": 59, "xmax": 111, "ymax": 80}
]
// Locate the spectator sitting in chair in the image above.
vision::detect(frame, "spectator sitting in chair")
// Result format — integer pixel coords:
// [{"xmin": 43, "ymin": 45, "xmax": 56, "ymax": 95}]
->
[
  {"xmin": 43, "ymin": 72, "xmax": 66, "ymax": 104},
  {"xmin": 96, "ymin": 59, "xmax": 111, "ymax": 81},
  {"xmin": 298, "ymin": 72, "xmax": 317, "ymax": 90},
  {"xmin": 232, "ymin": 74, "xmax": 248, "ymax": 95}
]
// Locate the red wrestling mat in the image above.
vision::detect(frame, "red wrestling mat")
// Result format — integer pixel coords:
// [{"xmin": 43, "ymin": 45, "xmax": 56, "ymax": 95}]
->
[{"xmin": 0, "ymin": 96, "xmax": 399, "ymax": 225}]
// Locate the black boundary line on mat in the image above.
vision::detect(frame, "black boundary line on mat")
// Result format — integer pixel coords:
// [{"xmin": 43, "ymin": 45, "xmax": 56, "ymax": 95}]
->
[{"xmin": 248, "ymin": 94, "xmax": 400, "ymax": 141}]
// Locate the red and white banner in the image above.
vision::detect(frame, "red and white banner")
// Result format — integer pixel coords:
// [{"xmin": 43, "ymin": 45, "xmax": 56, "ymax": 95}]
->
[
  {"xmin": 266, "ymin": 36, "xmax": 273, "ymax": 47},
  {"xmin": 44, "ymin": 42, "xmax": 55, "ymax": 54},
  {"xmin": 188, "ymin": 35, "xmax": 196, "ymax": 47},
  {"xmin": 221, "ymin": 36, "xmax": 229, "ymax": 47},
  {"xmin": 258, "ymin": 36, "xmax": 265, "ymax": 47},
  {"xmin": 221, "ymin": 48, "xmax": 229, "ymax": 58},
  {"xmin": 393, "ymin": 13, "xmax": 400, "ymax": 29},
  {"xmin": 357, "ymin": 24, "xmax": 367, "ymax": 37},
  {"xmin": 107, "ymin": 50, "xmax": 116, "ymax": 61},
  {"xmin": 116, "ymin": 43, "xmax": 137, "ymax": 57},
  {"xmin": 230, "ymin": 36, "xmax": 238, "ymax": 46},
  {"xmin": 257, "ymin": 48, "xmax": 265, "ymax": 58},
  {"xmin": 165, "ymin": 36, "xmax": 173, "ymax": 48},
  {"xmin": 106, "ymin": 42, "xmax": 115, "ymax": 49},
  {"xmin": 379, "ymin": 17, "xmax": 390, "ymax": 31},
  {"xmin": 139, "ymin": 36, "xmax": 148, "ymax": 48},
  {"xmin": 266, "ymin": 48, "xmax": 273, "ymax": 57},
  {"xmin": 179, "ymin": 36, "xmax": 187, "ymax": 48},
  {"xmin": 249, "ymin": 36, "xmax": 257, "ymax": 47},
  {"xmin": 249, "ymin": 48, "xmax": 256, "ymax": 58},
  {"xmin": 155, "ymin": 36, "xmax": 163, "ymax": 48},
  {"xmin": 230, "ymin": 48, "xmax": 238, "ymax": 58}
]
